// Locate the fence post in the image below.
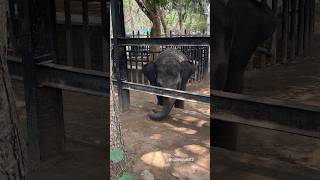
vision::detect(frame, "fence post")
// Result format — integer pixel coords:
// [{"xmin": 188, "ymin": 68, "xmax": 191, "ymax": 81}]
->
[
  {"xmin": 17, "ymin": 0, "xmax": 65, "ymax": 161},
  {"xmin": 111, "ymin": 0, "xmax": 130, "ymax": 111}
]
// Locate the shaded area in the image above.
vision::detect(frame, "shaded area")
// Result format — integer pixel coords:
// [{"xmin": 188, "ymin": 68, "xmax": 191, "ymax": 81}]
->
[
  {"xmin": 213, "ymin": 34, "xmax": 320, "ymax": 179},
  {"xmin": 12, "ymin": 80, "xmax": 107, "ymax": 180}
]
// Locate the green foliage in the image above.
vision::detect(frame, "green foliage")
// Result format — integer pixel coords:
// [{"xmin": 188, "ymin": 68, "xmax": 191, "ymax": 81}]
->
[
  {"xmin": 123, "ymin": 0, "xmax": 209, "ymax": 34},
  {"xmin": 110, "ymin": 147, "xmax": 124, "ymax": 163}
]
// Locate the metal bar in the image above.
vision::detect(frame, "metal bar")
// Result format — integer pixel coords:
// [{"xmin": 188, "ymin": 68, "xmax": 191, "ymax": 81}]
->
[
  {"xmin": 111, "ymin": 0, "xmax": 130, "ymax": 111},
  {"xmin": 82, "ymin": 0, "xmax": 91, "ymax": 69},
  {"xmin": 122, "ymin": 81, "xmax": 210, "ymax": 104},
  {"xmin": 117, "ymin": 37, "xmax": 211, "ymax": 46}
]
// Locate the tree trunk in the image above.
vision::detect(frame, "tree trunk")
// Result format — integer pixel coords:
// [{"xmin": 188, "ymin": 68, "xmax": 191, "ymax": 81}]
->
[
  {"xmin": 0, "ymin": 0, "xmax": 28, "ymax": 179},
  {"xmin": 178, "ymin": 12, "xmax": 186, "ymax": 35},
  {"xmin": 159, "ymin": 9, "xmax": 168, "ymax": 36},
  {"xmin": 110, "ymin": 64, "xmax": 129, "ymax": 178}
]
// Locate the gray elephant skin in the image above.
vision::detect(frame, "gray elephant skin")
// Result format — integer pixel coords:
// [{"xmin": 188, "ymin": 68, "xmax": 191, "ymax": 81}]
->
[
  {"xmin": 142, "ymin": 48, "xmax": 195, "ymax": 121},
  {"xmin": 212, "ymin": 0, "xmax": 277, "ymax": 93}
]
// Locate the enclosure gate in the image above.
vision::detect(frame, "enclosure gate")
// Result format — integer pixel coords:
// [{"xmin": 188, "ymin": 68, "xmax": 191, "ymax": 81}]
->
[{"xmin": 7, "ymin": 0, "xmax": 109, "ymax": 161}]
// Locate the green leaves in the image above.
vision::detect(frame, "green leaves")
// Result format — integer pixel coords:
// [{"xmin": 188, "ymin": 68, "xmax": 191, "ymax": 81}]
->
[{"xmin": 110, "ymin": 147, "xmax": 124, "ymax": 163}]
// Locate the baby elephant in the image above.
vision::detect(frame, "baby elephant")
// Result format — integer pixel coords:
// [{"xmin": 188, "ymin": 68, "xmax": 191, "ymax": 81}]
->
[{"xmin": 142, "ymin": 48, "xmax": 195, "ymax": 121}]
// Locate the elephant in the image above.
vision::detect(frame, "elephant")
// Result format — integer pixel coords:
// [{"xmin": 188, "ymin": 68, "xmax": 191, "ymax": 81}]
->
[
  {"xmin": 142, "ymin": 48, "xmax": 196, "ymax": 121},
  {"xmin": 212, "ymin": 0, "xmax": 277, "ymax": 93}
]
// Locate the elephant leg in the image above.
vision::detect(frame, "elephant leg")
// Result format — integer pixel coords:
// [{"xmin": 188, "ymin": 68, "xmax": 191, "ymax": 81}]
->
[
  {"xmin": 175, "ymin": 83, "xmax": 187, "ymax": 109},
  {"xmin": 157, "ymin": 96, "xmax": 163, "ymax": 105},
  {"xmin": 212, "ymin": 32, "xmax": 232, "ymax": 91}
]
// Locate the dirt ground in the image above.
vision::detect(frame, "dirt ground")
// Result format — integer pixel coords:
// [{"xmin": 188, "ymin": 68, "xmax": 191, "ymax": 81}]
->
[
  {"xmin": 120, "ymin": 77, "xmax": 210, "ymax": 179},
  {"xmin": 12, "ymin": 81, "xmax": 107, "ymax": 180}
]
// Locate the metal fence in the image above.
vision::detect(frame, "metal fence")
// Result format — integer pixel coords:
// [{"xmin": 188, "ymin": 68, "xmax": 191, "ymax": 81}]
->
[{"xmin": 112, "ymin": 30, "xmax": 209, "ymax": 85}]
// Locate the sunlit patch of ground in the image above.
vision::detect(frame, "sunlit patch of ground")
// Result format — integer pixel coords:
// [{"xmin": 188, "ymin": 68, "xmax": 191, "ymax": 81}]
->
[{"xmin": 120, "ymin": 78, "xmax": 210, "ymax": 179}]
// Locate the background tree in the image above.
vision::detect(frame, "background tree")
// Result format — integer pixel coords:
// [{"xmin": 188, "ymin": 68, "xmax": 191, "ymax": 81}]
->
[{"xmin": 0, "ymin": 0, "xmax": 28, "ymax": 179}]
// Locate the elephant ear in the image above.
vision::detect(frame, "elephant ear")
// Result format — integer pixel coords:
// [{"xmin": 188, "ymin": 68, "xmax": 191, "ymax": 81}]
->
[
  {"xmin": 181, "ymin": 61, "xmax": 196, "ymax": 85},
  {"xmin": 142, "ymin": 62, "xmax": 157, "ymax": 85}
]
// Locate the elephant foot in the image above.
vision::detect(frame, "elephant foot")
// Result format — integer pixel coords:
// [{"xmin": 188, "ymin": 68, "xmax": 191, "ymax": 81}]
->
[{"xmin": 147, "ymin": 113, "xmax": 164, "ymax": 121}]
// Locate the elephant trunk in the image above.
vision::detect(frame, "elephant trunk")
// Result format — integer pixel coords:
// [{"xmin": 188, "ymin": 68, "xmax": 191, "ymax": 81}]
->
[{"xmin": 148, "ymin": 97, "xmax": 175, "ymax": 121}]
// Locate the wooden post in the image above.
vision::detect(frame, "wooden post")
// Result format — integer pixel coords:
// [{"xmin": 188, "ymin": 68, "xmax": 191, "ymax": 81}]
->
[
  {"xmin": 17, "ymin": 0, "xmax": 65, "ymax": 161},
  {"xmin": 111, "ymin": 0, "xmax": 130, "ymax": 111}
]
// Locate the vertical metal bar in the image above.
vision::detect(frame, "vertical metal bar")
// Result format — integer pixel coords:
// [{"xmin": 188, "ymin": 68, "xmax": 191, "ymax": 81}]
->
[
  {"xmin": 309, "ymin": 0, "xmax": 315, "ymax": 49},
  {"xmin": 64, "ymin": 0, "xmax": 73, "ymax": 66},
  {"xmin": 82, "ymin": 0, "xmax": 91, "ymax": 69},
  {"xmin": 111, "ymin": 0, "xmax": 130, "ymax": 111}
]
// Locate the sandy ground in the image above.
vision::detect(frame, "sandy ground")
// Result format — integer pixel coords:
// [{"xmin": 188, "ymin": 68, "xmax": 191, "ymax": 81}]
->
[{"xmin": 120, "ymin": 77, "xmax": 210, "ymax": 179}]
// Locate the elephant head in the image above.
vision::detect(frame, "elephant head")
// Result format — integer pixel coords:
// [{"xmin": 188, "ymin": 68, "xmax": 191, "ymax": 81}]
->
[{"xmin": 142, "ymin": 49, "xmax": 195, "ymax": 121}]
